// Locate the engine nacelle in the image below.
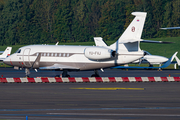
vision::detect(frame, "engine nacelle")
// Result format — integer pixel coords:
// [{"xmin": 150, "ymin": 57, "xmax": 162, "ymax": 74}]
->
[{"xmin": 84, "ymin": 47, "xmax": 116, "ymax": 60}]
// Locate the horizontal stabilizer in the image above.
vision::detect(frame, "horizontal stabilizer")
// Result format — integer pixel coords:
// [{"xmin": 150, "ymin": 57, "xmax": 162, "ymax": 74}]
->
[
  {"xmin": 118, "ymin": 39, "xmax": 143, "ymax": 44},
  {"xmin": 160, "ymin": 27, "xmax": 180, "ymax": 30},
  {"xmin": 142, "ymin": 40, "xmax": 174, "ymax": 44},
  {"xmin": 118, "ymin": 39, "xmax": 173, "ymax": 44}
]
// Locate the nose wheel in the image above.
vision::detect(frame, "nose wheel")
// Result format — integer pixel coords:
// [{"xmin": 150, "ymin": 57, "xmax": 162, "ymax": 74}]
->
[{"xmin": 25, "ymin": 68, "xmax": 30, "ymax": 77}]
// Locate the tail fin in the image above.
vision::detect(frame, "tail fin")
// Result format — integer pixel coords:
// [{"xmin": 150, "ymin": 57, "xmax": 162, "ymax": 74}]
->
[
  {"xmin": 118, "ymin": 12, "xmax": 147, "ymax": 44},
  {"xmin": 1, "ymin": 47, "xmax": 12, "ymax": 58},
  {"xmin": 110, "ymin": 12, "xmax": 147, "ymax": 52},
  {"xmin": 174, "ymin": 55, "xmax": 180, "ymax": 66},
  {"xmin": 160, "ymin": 52, "xmax": 178, "ymax": 68}
]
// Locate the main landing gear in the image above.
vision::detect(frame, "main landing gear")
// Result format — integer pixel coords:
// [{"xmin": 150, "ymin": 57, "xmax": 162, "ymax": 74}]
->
[
  {"xmin": 62, "ymin": 70, "xmax": 70, "ymax": 77},
  {"xmin": 91, "ymin": 70, "xmax": 100, "ymax": 77},
  {"xmin": 56, "ymin": 70, "xmax": 100, "ymax": 77},
  {"xmin": 55, "ymin": 70, "xmax": 71, "ymax": 77}
]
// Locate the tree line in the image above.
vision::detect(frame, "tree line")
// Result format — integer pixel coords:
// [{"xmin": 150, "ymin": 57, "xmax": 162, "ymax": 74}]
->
[{"xmin": 0, "ymin": 0, "xmax": 179, "ymax": 45}]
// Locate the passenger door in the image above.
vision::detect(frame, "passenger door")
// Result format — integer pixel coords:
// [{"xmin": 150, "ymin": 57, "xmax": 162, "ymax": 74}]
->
[{"xmin": 23, "ymin": 48, "xmax": 31, "ymax": 67}]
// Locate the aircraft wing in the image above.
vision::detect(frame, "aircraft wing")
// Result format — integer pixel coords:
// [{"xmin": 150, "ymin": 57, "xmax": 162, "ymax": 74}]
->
[
  {"xmin": 113, "ymin": 52, "xmax": 178, "ymax": 69},
  {"xmin": 39, "ymin": 63, "xmax": 80, "ymax": 70}
]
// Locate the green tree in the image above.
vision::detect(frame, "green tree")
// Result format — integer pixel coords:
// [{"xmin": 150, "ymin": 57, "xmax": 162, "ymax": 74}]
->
[
  {"xmin": 97, "ymin": 0, "xmax": 125, "ymax": 41},
  {"xmin": 0, "ymin": 0, "xmax": 23, "ymax": 45},
  {"xmin": 53, "ymin": 0, "xmax": 73, "ymax": 42}
]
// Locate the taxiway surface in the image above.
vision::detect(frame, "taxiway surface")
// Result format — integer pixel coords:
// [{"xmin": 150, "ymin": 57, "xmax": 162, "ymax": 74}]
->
[
  {"xmin": 0, "ymin": 67, "xmax": 180, "ymax": 77},
  {"xmin": 0, "ymin": 82, "xmax": 180, "ymax": 120},
  {"xmin": 0, "ymin": 68, "xmax": 180, "ymax": 120}
]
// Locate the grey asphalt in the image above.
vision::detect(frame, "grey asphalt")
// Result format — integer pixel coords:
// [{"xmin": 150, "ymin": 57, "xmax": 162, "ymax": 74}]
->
[
  {"xmin": 0, "ymin": 67, "xmax": 180, "ymax": 77},
  {"xmin": 0, "ymin": 68, "xmax": 180, "ymax": 119}
]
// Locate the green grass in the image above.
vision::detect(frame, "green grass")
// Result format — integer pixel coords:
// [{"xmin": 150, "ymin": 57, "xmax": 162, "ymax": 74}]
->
[{"xmin": 140, "ymin": 37, "xmax": 180, "ymax": 58}]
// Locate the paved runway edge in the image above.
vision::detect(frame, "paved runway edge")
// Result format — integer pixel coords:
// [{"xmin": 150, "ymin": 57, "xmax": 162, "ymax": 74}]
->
[{"xmin": 0, "ymin": 77, "xmax": 180, "ymax": 83}]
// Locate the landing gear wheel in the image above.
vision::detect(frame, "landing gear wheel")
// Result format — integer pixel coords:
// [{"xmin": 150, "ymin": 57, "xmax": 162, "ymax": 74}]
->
[
  {"xmin": 26, "ymin": 75, "xmax": 30, "ymax": 78},
  {"xmin": 91, "ymin": 74, "xmax": 100, "ymax": 77},
  {"xmin": 66, "ymin": 74, "xmax": 70, "ymax": 77},
  {"xmin": 62, "ymin": 70, "xmax": 70, "ymax": 77},
  {"xmin": 55, "ymin": 75, "xmax": 60, "ymax": 77},
  {"xmin": 25, "ymin": 68, "xmax": 30, "ymax": 78},
  {"xmin": 62, "ymin": 74, "xmax": 70, "ymax": 77},
  {"xmin": 149, "ymin": 64, "xmax": 153, "ymax": 67},
  {"xmin": 91, "ymin": 70, "xmax": 100, "ymax": 77}
]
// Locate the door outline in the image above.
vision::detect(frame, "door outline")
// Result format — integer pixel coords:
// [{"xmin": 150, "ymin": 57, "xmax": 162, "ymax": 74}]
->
[{"xmin": 23, "ymin": 48, "xmax": 31, "ymax": 67}]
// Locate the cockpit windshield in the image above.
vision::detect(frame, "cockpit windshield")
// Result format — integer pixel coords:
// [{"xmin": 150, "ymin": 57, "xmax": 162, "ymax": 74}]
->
[
  {"xmin": 143, "ymin": 50, "xmax": 151, "ymax": 55},
  {"xmin": 15, "ymin": 49, "xmax": 21, "ymax": 53}
]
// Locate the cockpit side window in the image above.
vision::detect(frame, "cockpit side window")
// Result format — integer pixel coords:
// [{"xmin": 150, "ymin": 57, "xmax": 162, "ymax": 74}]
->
[{"xmin": 16, "ymin": 49, "xmax": 21, "ymax": 53}]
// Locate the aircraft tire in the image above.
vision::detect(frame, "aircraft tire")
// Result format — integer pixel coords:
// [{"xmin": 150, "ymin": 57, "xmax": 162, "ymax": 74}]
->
[{"xmin": 91, "ymin": 74, "xmax": 100, "ymax": 77}]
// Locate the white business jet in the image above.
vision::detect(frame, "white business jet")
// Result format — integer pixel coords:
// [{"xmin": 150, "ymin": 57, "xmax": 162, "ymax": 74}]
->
[
  {"xmin": 4, "ymin": 12, "xmax": 148, "ymax": 77},
  {"xmin": 0, "ymin": 47, "xmax": 12, "ymax": 61},
  {"xmin": 133, "ymin": 51, "xmax": 169, "ymax": 67}
]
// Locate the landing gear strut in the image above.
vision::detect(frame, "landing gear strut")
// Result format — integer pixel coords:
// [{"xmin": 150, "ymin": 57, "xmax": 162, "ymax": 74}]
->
[
  {"xmin": 25, "ymin": 68, "xmax": 30, "ymax": 77},
  {"xmin": 91, "ymin": 70, "xmax": 100, "ymax": 77},
  {"xmin": 62, "ymin": 70, "xmax": 70, "ymax": 77}
]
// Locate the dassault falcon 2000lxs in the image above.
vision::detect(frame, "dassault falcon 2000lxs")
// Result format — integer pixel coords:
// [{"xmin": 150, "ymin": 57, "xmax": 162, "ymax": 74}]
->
[{"xmin": 4, "ymin": 12, "xmax": 148, "ymax": 77}]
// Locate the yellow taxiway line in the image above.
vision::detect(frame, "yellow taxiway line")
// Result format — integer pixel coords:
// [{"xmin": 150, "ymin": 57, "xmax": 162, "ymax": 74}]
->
[{"xmin": 71, "ymin": 87, "xmax": 144, "ymax": 90}]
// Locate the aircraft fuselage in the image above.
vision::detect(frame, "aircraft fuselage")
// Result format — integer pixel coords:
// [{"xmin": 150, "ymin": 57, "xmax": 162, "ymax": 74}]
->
[{"xmin": 4, "ymin": 45, "xmax": 144, "ymax": 71}]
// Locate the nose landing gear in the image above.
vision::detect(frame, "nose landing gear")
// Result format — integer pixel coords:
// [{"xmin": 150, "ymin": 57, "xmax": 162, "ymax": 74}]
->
[{"xmin": 25, "ymin": 68, "xmax": 30, "ymax": 77}]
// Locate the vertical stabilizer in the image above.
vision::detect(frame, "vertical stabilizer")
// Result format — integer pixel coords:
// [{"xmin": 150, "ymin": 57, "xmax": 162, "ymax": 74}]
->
[
  {"xmin": 175, "ymin": 55, "xmax": 180, "ymax": 66},
  {"xmin": 0, "ymin": 47, "xmax": 12, "ymax": 58},
  {"xmin": 118, "ymin": 12, "xmax": 147, "ymax": 43},
  {"xmin": 110, "ymin": 12, "xmax": 147, "ymax": 52}
]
